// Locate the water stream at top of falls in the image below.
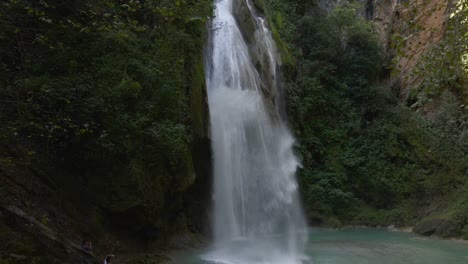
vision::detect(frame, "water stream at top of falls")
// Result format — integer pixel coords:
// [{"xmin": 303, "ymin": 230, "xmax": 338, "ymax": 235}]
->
[{"xmin": 204, "ymin": 0, "xmax": 308, "ymax": 263}]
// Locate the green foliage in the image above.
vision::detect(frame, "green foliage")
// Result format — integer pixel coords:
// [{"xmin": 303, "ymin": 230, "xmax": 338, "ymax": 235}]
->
[
  {"xmin": 411, "ymin": 0, "xmax": 468, "ymax": 104},
  {"xmin": 278, "ymin": 3, "xmax": 467, "ymax": 228},
  {"xmin": 0, "ymin": 0, "xmax": 212, "ymax": 241},
  {"xmin": 287, "ymin": 3, "xmax": 383, "ymax": 218},
  {"xmin": 255, "ymin": 0, "xmax": 299, "ymax": 65}
]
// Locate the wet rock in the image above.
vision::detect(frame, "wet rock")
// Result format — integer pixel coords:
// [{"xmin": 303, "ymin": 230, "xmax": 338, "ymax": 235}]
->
[
  {"xmin": 413, "ymin": 219, "xmax": 460, "ymax": 237},
  {"xmin": 232, "ymin": 0, "xmax": 281, "ymax": 119},
  {"xmin": 413, "ymin": 219, "xmax": 444, "ymax": 236},
  {"xmin": 233, "ymin": 0, "xmax": 257, "ymax": 45}
]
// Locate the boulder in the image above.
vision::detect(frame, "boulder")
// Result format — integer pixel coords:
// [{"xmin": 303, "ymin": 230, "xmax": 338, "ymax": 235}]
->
[
  {"xmin": 413, "ymin": 218, "xmax": 460, "ymax": 237},
  {"xmin": 413, "ymin": 219, "xmax": 444, "ymax": 236}
]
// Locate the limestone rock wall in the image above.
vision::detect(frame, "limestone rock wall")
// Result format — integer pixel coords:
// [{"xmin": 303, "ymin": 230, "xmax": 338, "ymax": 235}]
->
[
  {"xmin": 372, "ymin": 0, "xmax": 453, "ymax": 101},
  {"xmin": 317, "ymin": 0, "xmax": 455, "ymax": 103},
  {"xmin": 233, "ymin": 0, "xmax": 283, "ymax": 119}
]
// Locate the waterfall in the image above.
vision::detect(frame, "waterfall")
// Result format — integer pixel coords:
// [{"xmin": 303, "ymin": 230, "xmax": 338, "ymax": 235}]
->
[{"xmin": 204, "ymin": 0, "xmax": 308, "ymax": 263}]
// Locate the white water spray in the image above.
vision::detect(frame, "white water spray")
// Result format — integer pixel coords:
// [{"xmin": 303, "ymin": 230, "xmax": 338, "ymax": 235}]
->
[{"xmin": 204, "ymin": 0, "xmax": 308, "ymax": 263}]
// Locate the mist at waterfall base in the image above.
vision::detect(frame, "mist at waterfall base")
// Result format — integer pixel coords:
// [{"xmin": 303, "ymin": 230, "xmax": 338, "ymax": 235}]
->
[{"xmin": 203, "ymin": 0, "xmax": 307, "ymax": 263}]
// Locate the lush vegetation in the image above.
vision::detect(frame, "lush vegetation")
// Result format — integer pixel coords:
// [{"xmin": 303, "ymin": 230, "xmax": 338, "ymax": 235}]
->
[
  {"xmin": 409, "ymin": 0, "xmax": 468, "ymax": 104},
  {"xmin": 261, "ymin": 0, "xmax": 467, "ymax": 235},
  {"xmin": 0, "ymin": 0, "xmax": 212, "ymax": 246},
  {"xmin": 0, "ymin": 1, "xmax": 467, "ymax": 262}
]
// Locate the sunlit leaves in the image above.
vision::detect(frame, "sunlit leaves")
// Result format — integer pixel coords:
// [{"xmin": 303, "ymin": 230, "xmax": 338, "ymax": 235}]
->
[{"xmin": 412, "ymin": 0, "xmax": 468, "ymax": 104}]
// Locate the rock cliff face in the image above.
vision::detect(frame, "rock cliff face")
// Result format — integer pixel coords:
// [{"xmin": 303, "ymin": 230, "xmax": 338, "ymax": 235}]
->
[
  {"xmin": 232, "ymin": 0, "xmax": 284, "ymax": 119},
  {"xmin": 318, "ymin": 0, "xmax": 457, "ymax": 103},
  {"xmin": 367, "ymin": 0, "xmax": 398, "ymax": 47},
  {"xmin": 370, "ymin": 0, "xmax": 453, "ymax": 101}
]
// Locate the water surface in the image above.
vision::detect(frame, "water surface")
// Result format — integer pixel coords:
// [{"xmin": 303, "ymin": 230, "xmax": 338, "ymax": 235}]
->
[{"xmin": 174, "ymin": 228, "xmax": 468, "ymax": 264}]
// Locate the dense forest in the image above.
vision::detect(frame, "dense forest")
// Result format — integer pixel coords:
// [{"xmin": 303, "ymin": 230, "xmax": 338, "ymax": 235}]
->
[
  {"xmin": 264, "ymin": 0, "xmax": 467, "ymax": 235},
  {"xmin": 0, "ymin": 0, "xmax": 467, "ymax": 263},
  {"xmin": 1, "ymin": 0, "xmax": 213, "ymax": 262}
]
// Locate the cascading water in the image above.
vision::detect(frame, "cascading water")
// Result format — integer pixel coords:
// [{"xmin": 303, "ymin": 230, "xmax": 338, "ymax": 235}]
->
[{"xmin": 204, "ymin": 0, "xmax": 308, "ymax": 263}]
